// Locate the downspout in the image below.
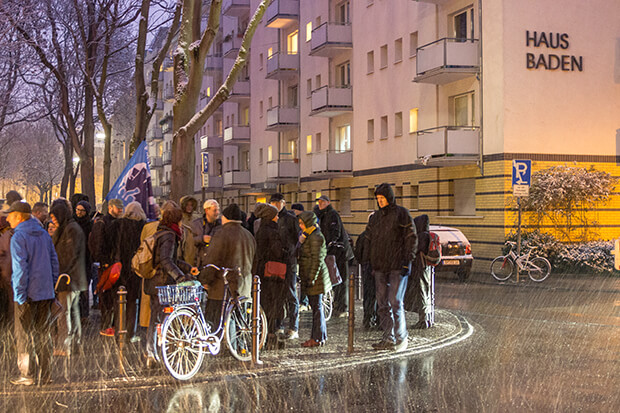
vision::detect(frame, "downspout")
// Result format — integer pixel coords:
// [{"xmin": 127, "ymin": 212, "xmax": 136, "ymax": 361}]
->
[{"xmin": 478, "ymin": 0, "xmax": 484, "ymax": 175}]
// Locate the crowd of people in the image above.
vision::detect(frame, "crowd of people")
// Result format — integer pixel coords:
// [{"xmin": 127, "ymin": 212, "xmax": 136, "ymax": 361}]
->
[{"xmin": 0, "ymin": 183, "xmax": 436, "ymax": 385}]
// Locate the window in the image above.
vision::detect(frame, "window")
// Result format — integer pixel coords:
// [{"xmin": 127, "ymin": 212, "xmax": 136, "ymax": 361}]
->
[
  {"xmin": 306, "ymin": 22, "xmax": 312, "ymax": 42},
  {"xmin": 454, "ymin": 178, "xmax": 476, "ymax": 216},
  {"xmin": 338, "ymin": 187, "xmax": 351, "ymax": 215},
  {"xmin": 335, "ymin": 125, "xmax": 350, "ymax": 152},
  {"xmin": 336, "ymin": 61, "xmax": 350, "ymax": 87},
  {"xmin": 395, "ymin": 112, "xmax": 403, "ymax": 136},
  {"xmin": 452, "ymin": 7, "xmax": 474, "ymax": 41},
  {"xmin": 259, "ymin": 100, "xmax": 263, "ymax": 117},
  {"xmin": 394, "ymin": 38, "xmax": 403, "ymax": 63},
  {"xmin": 410, "ymin": 32, "xmax": 418, "ymax": 57},
  {"xmin": 380, "ymin": 44, "xmax": 388, "ymax": 69},
  {"xmin": 259, "ymin": 53, "xmax": 264, "ymax": 70},
  {"xmin": 315, "ymin": 132, "xmax": 322, "ymax": 152},
  {"xmin": 287, "ymin": 30, "xmax": 299, "ymax": 54},
  {"xmin": 306, "ymin": 135, "xmax": 312, "ymax": 154},
  {"xmin": 367, "ymin": 51, "xmax": 374, "ymax": 74},
  {"xmin": 216, "ymin": 119, "xmax": 223, "ymax": 135},
  {"xmin": 206, "ymin": 87, "xmax": 211, "ymax": 97},
  {"xmin": 380, "ymin": 116, "xmax": 388, "ymax": 139},
  {"xmin": 268, "ymin": 96, "xmax": 273, "ymax": 109},
  {"xmin": 267, "ymin": 145, "xmax": 273, "ymax": 162},
  {"xmin": 409, "ymin": 108, "xmax": 419, "ymax": 133},
  {"xmin": 408, "ymin": 185, "xmax": 419, "ymax": 210},
  {"xmin": 259, "ymin": 148, "xmax": 263, "ymax": 165},
  {"xmin": 307, "ymin": 78, "xmax": 312, "ymax": 98},
  {"xmin": 242, "ymin": 107, "xmax": 250, "ymax": 125},
  {"xmin": 288, "ymin": 85, "xmax": 298, "ymax": 107},
  {"xmin": 452, "ymin": 92, "xmax": 475, "ymax": 126},
  {"xmin": 267, "ymin": 47, "xmax": 274, "ymax": 58},
  {"xmin": 315, "ymin": 74, "xmax": 321, "ymax": 89},
  {"xmin": 336, "ymin": 1, "xmax": 350, "ymax": 24},
  {"xmin": 367, "ymin": 119, "xmax": 374, "ymax": 142},
  {"xmin": 288, "ymin": 139, "xmax": 297, "ymax": 158},
  {"xmin": 241, "ymin": 150, "xmax": 250, "ymax": 171}
]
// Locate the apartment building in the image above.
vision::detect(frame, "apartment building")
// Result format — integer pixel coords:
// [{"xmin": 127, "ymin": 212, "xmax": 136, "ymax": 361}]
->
[{"xmin": 146, "ymin": 0, "xmax": 620, "ymax": 270}]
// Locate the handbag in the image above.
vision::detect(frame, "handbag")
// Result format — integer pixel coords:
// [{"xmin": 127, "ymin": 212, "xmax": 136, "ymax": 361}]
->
[
  {"xmin": 264, "ymin": 261, "xmax": 286, "ymax": 281},
  {"xmin": 96, "ymin": 262, "xmax": 122, "ymax": 293},
  {"xmin": 325, "ymin": 255, "xmax": 342, "ymax": 286}
]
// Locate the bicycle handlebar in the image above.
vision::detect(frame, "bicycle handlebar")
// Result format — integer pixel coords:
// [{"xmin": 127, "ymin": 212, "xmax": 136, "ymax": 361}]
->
[{"xmin": 198, "ymin": 264, "xmax": 240, "ymax": 280}]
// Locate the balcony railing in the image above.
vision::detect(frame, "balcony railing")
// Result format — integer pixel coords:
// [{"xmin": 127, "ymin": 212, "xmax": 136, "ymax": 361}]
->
[
  {"xmin": 310, "ymin": 86, "xmax": 352, "ymax": 117},
  {"xmin": 311, "ymin": 150, "xmax": 352, "ymax": 175},
  {"xmin": 266, "ymin": 52, "xmax": 299, "ymax": 80},
  {"xmin": 310, "ymin": 22, "xmax": 352, "ymax": 58},
  {"xmin": 222, "ymin": 0, "xmax": 249, "ymax": 17},
  {"xmin": 414, "ymin": 38, "xmax": 479, "ymax": 84},
  {"xmin": 266, "ymin": 106, "xmax": 299, "ymax": 131},
  {"xmin": 416, "ymin": 126, "xmax": 480, "ymax": 164},
  {"xmin": 223, "ymin": 125, "xmax": 250, "ymax": 145},
  {"xmin": 222, "ymin": 36, "xmax": 243, "ymax": 58},
  {"xmin": 267, "ymin": 159, "xmax": 300, "ymax": 181},
  {"xmin": 228, "ymin": 80, "xmax": 250, "ymax": 102},
  {"xmin": 205, "ymin": 54, "xmax": 223, "ymax": 74},
  {"xmin": 266, "ymin": 0, "xmax": 299, "ymax": 29},
  {"xmin": 147, "ymin": 126, "xmax": 163, "ymax": 141},
  {"xmin": 163, "ymin": 152, "xmax": 172, "ymax": 165},
  {"xmin": 202, "ymin": 175, "xmax": 223, "ymax": 190},
  {"xmin": 150, "ymin": 156, "xmax": 163, "ymax": 168},
  {"xmin": 200, "ymin": 135, "xmax": 223, "ymax": 151},
  {"xmin": 223, "ymin": 170, "xmax": 250, "ymax": 187}
]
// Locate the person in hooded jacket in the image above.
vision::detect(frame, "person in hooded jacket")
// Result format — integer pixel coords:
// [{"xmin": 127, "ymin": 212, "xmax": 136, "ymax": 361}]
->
[
  {"xmin": 252, "ymin": 203, "xmax": 286, "ymax": 349},
  {"xmin": 50, "ymin": 200, "xmax": 87, "ymax": 355},
  {"xmin": 144, "ymin": 201, "xmax": 197, "ymax": 367},
  {"xmin": 365, "ymin": 183, "xmax": 417, "ymax": 352},
  {"xmin": 410, "ymin": 214, "xmax": 434, "ymax": 329},
  {"xmin": 112, "ymin": 202, "xmax": 146, "ymax": 342},
  {"xmin": 74, "ymin": 200, "xmax": 93, "ymax": 319},
  {"xmin": 297, "ymin": 211, "xmax": 331, "ymax": 347}
]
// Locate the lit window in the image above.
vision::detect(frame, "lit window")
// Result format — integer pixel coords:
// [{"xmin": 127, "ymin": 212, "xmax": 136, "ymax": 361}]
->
[
  {"xmin": 206, "ymin": 87, "xmax": 211, "ymax": 97},
  {"xmin": 267, "ymin": 47, "xmax": 274, "ymax": 59},
  {"xmin": 306, "ymin": 22, "xmax": 312, "ymax": 42},
  {"xmin": 268, "ymin": 145, "xmax": 273, "ymax": 162},
  {"xmin": 336, "ymin": 125, "xmax": 351, "ymax": 151},
  {"xmin": 306, "ymin": 135, "xmax": 312, "ymax": 154},
  {"xmin": 287, "ymin": 30, "xmax": 299, "ymax": 55},
  {"xmin": 409, "ymin": 108, "xmax": 418, "ymax": 133}
]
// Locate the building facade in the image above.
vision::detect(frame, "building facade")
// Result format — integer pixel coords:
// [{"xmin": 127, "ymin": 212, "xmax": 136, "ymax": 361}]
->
[{"xmin": 145, "ymin": 0, "xmax": 620, "ymax": 270}]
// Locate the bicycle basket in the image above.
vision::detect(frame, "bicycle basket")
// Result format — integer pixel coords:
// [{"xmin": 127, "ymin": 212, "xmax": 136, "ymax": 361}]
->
[{"xmin": 156, "ymin": 284, "xmax": 205, "ymax": 306}]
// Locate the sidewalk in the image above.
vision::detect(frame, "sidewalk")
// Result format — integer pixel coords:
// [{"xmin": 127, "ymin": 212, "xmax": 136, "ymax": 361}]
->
[{"xmin": 0, "ymin": 303, "xmax": 471, "ymax": 394}]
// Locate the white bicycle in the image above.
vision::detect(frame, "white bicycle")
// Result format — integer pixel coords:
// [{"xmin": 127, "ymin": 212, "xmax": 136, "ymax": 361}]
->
[{"xmin": 490, "ymin": 241, "xmax": 552, "ymax": 282}]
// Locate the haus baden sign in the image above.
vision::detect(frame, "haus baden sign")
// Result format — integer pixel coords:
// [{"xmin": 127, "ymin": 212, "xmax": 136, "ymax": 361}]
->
[{"xmin": 525, "ymin": 30, "xmax": 584, "ymax": 72}]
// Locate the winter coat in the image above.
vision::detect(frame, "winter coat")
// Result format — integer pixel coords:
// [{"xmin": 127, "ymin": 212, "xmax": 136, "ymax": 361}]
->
[
  {"xmin": 11, "ymin": 217, "xmax": 59, "ymax": 304},
  {"xmin": 113, "ymin": 218, "xmax": 145, "ymax": 290},
  {"xmin": 198, "ymin": 221, "xmax": 256, "ymax": 300},
  {"xmin": 191, "ymin": 216, "xmax": 221, "ymax": 267},
  {"xmin": 52, "ymin": 213, "xmax": 87, "ymax": 293},
  {"xmin": 0, "ymin": 222, "xmax": 13, "ymax": 291},
  {"xmin": 366, "ymin": 183, "xmax": 417, "ymax": 273},
  {"xmin": 406, "ymin": 214, "xmax": 432, "ymax": 312},
  {"xmin": 144, "ymin": 225, "xmax": 192, "ymax": 296},
  {"xmin": 74, "ymin": 213, "xmax": 93, "ymax": 270},
  {"xmin": 89, "ymin": 214, "xmax": 119, "ymax": 265},
  {"xmin": 252, "ymin": 219, "xmax": 285, "ymax": 278},
  {"xmin": 354, "ymin": 230, "xmax": 370, "ymax": 265},
  {"xmin": 315, "ymin": 204, "xmax": 345, "ymax": 256},
  {"xmin": 298, "ymin": 212, "xmax": 331, "ymax": 296},
  {"xmin": 277, "ymin": 207, "xmax": 300, "ymax": 264}
]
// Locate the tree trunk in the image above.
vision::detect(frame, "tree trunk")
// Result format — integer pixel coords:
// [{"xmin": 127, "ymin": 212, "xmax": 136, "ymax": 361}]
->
[{"xmin": 60, "ymin": 140, "xmax": 73, "ymax": 198}]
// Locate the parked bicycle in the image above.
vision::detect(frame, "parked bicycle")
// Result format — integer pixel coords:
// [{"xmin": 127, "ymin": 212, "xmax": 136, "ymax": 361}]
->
[
  {"xmin": 490, "ymin": 241, "xmax": 551, "ymax": 282},
  {"xmin": 155, "ymin": 264, "xmax": 267, "ymax": 380}
]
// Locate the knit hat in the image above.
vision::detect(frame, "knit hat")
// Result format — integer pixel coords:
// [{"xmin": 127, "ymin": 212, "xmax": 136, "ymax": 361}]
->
[
  {"xmin": 222, "ymin": 203, "xmax": 243, "ymax": 221},
  {"xmin": 254, "ymin": 203, "xmax": 278, "ymax": 221},
  {"xmin": 5, "ymin": 190, "xmax": 22, "ymax": 206},
  {"xmin": 8, "ymin": 200, "xmax": 31, "ymax": 214},
  {"xmin": 77, "ymin": 200, "xmax": 91, "ymax": 215},
  {"xmin": 291, "ymin": 203, "xmax": 304, "ymax": 212}
]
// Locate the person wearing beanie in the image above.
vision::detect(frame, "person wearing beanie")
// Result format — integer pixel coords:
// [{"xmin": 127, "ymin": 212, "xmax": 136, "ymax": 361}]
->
[
  {"xmin": 199, "ymin": 203, "xmax": 255, "ymax": 329},
  {"xmin": 297, "ymin": 211, "xmax": 331, "ymax": 347},
  {"xmin": 290, "ymin": 203, "xmax": 304, "ymax": 216},
  {"xmin": 252, "ymin": 203, "xmax": 286, "ymax": 349}
]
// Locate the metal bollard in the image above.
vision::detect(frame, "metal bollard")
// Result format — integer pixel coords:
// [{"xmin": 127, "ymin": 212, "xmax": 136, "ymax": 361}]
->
[
  {"xmin": 117, "ymin": 286, "xmax": 127, "ymax": 375},
  {"xmin": 251, "ymin": 275, "xmax": 263, "ymax": 365},
  {"xmin": 347, "ymin": 272, "xmax": 355, "ymax": 354}
]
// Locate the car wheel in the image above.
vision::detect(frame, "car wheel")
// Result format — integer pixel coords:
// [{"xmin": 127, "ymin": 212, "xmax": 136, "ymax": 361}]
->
[{"xmin": 456, "ymin": 268, "xmax": 470, "ymax": 282}]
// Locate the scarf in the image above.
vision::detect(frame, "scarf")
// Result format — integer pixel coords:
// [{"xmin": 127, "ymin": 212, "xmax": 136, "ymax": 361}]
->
[{"xmin": 167, "ymin": 222, "xmax": 183, "ymax": 239}]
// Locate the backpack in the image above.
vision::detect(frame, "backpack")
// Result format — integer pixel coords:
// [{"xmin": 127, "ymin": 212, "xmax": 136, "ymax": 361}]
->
[
  {"xmin": 131, "ymin": 233, "xmax": 161, "ymax": 279},
  {"xmin": 423, "ymin": 231, "xmax": 442, "ymax": 267}
]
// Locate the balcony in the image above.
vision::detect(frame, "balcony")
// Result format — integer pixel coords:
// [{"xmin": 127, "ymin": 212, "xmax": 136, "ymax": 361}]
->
[
  {"xmin": 414, "ymin": 38, "xmax": 479, "ymax": 85},
  {"xmin": 200, "ymin": 135, "xmax": 223, "ymax": 151},
  {"xmin": 266, "ymin": 0, "xmax": 299, "ymax": 29},
  {"xmin": 147, "ymin": 126, "xmax": 163, "ymax": 141},
  {"xmin": 222, "ymin": 36, "xmax": 243, "ymax": 58},
  {"xmin": 204, "ymin": 54, "xmax": 223, "ymax": 75},
  {"xmin": 310, "ymin": 22, "xmax": 352, "ymax": 58},
  {"xmin": 266, "ymin": 52, "xmax": 299, "ymax": 80},
  {"xmin": 163, "ymin": 152, "xmax": 172, "ymax": 165},
  {"xmin": 267, "ymin": 159, "xmax": 299, "ymax": 182},
  {"xmin": 160, "ymin": 115, "xmax": 173, "ymax": 134},
  {"xmin": 160, "ymin": 184, "xmax": 170, "ymax": 197},
  {"xmin": 223, "ymin": 170, "xmax": 250, "ymax": 188},
  {"xmin": 266, "ymin": 106, "xmax": 299, "ymax": 132},
  {"xmin": 222, "ymin": 0, "xmax": 249, "ymax": 17},
  {"xmin": 311, "ymin": 150, "xmax": 352, "ymax": 176},
  {"xmin": 201, "ymin": 175, "xmax": 223, "ymax": 190},
  {"xmin": 223, "ymin": 125, "xmax": 250, "ymax": 145},
  {"xmin": 228, "ymin": 80, "xmax": 250, "ymax": 102},
  {"xmin": 416, "ymin": 126, "xmax": 480, "ymax": 165},
  {"xmin": 310, "ymin": 86, "xmax": 352, "ymax": 117},
  {"xmin": 149, "ymin": 156, "xmax": 163, "ymax": 168}
]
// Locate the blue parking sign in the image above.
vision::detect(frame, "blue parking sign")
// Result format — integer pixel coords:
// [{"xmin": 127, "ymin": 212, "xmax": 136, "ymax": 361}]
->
[
  {"xmin": 202, "ymin": 152, "xmax": 209, "ymax": 174},
  {"xmin": 512, "ymin": 160, "xmax": 531, "ymax": 186}
]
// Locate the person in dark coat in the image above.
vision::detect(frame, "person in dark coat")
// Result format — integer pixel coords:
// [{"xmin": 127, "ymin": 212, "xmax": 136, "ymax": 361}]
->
[
  {"xmin": 50, "ymin": 200, "xmax": 87, "ymax": 355},
  {"xmin": 269, "ymin": 193, "xmax": 300, "ymax": 339},
  {"xmin": 74, "ymin": 200, "xmax": 94, "ymax": 319},
  {"xmin": 144, "ymin": 201, "xmax": 196, "ymax": 367},
  {"xmin": 113, "ymin": 202, "xmax": 146, "ymax": 342},
  {"xmin": 366, "ymin": 183, "xmax": 417, "ymax": 352},
  {"xmin": 411, "ymin": 214, "xmax": 434, "ymax": 329},
  {"xmin": 0, "ymin": 190, "xmax": 22, "ymax": 330},
  {"xmin": 355, "ymin": 213, "xmax": 377, "ymax": 330},
  {"xmin": 297, "ymin": 211, "xmax": 331, "ymax": 347},
  {"xmin": 315, "ymin": 195, "xmax": 349, "ymax": 317},
  {"xmin": 191, "ymin": 199, "xmax": 221, "ymax": 268},
  {"xmin": 198, "ymin": 203, "xmax": 256, "ymax": 326},
  {"xmin": 252, "ymin": 203, "xmax": 286, "ymax": 349}
]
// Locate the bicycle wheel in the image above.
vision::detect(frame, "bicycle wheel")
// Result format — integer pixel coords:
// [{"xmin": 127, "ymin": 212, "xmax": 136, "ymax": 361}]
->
[
  {"xmin": 225, "ymin": 297, "xmax": 267, "ymax": 361},
  {"xmin": 322, "ymin": 289, "xmax": 333, "ymax": 321},
  {"xmin": 491, "ymin": 256, "xmax": 514, "ymax": 281},
  {"xmin": 527, "ymin": 257, "xmax": 551, "ymax": 282},
  {"xmin": 161, "ymin": 308, "xmax": 206, "ymax": 380}
]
